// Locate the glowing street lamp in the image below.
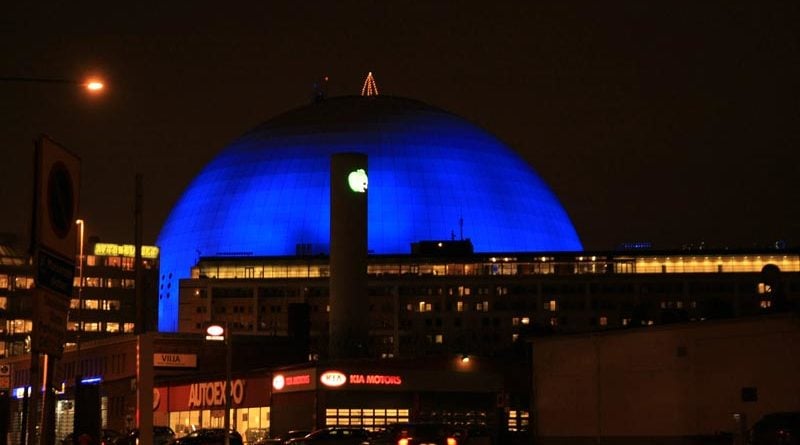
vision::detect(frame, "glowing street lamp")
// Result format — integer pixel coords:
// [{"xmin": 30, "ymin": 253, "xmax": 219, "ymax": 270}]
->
[
  {"xmin": 84, "ymin": 80, "xmax": 104, "ymax": 92},
  {"xmin": 206, "ymin": 323, "xmax": 232, "ymax": 445}
]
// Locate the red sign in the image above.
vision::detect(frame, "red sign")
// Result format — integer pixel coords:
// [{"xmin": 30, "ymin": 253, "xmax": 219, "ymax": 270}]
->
[
  {"xmin": 320, "ymin": 370, "xmax": 403, "ymax": 387},
  {"xmin": 349, "ymin": 374, "xmax": 402, "ymax": 385},
  {"xmin": 273, "ymin": 373, "xmax": 311, "ymax": 390}
]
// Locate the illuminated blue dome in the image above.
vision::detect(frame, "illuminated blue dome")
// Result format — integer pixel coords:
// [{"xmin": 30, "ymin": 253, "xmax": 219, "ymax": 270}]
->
[{"xmin": 157, "ymin": 95, "xmax": 582, "ymax": 331}]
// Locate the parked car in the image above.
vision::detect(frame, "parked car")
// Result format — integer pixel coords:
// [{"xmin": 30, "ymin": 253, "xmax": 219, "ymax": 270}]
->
[
  {"xmin": 266, "ymin": 430, "xmax": 311, "ymax": 445},
  {"xmin": 370, "ymin": 423, "xmax": 463, "ymax": 445},
  {"xmin": 285, "ymin": 427, "xmax": 370, "ymax": 445},
  {"xmin": 171, "ymin": 428, "xmax": 244, "ymax": 445},
  {"xmin": 114, "ymin": 426, "xmax": 175, "ymax": 445},
  {"xmin": 252, "ymin": 437, "xmax": 284, "ymax": 445},
  {"xmin": 749, "ymin": 412, "xmax": 800, "ymax": 445},
  {"xmin": 246, "ymin": 428, "xmax": 270, "ymax": 444},
  {"xmin": 62, "ymin": 429, "xmax": 122, "ymax": 445}
]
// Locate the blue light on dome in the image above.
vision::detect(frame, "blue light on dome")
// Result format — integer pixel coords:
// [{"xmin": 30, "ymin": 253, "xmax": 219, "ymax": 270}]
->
[{"xmin": 156, "ymin": 96, "xmax": 582, "ymax": 332}]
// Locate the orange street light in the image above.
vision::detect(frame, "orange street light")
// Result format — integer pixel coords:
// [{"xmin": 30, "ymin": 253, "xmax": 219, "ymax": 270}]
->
[{"xmin": 84, "ymin": 80, "xmax": 104, "ymax": 92}]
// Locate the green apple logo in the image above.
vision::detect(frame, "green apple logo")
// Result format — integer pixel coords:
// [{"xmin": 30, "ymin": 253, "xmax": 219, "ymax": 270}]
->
[{"xmin": 347, "ymin": 169, "xmax": 368, "ymax": 193}]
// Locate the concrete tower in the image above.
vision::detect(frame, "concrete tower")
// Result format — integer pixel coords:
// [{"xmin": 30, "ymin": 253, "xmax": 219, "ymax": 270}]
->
[{"xmin": 329, "ymin": 153, "xmax": 369, "ymax": 358}]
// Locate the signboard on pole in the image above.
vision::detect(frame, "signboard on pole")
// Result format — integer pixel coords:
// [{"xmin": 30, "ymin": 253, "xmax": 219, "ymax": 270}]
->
[
  {"xmin": 31, "ymin": 288, "xmax": 70, "ymax": 358},
  {"xmin": 31, "ymin": 135, "xmax": 80, "ymax": 357},
  {"xmin": 0, "ymin": 364, "xmax": 10, "ymax": 390},
  {"xmin": 34, "ymin": 135, "xmax": 81, "ymax": 260}
]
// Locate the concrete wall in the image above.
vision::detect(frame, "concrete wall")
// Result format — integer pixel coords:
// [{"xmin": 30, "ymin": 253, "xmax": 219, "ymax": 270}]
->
[{"xmin": 532, "ymin": 315, "xmax": 800, "ymax": 445}]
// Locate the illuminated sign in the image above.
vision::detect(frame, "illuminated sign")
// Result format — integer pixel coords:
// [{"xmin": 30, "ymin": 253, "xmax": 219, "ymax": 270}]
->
[
  {"xmin": 320, "ymin": 370, "xmax": 402, "ymax": 387},
  {"xmin": 154, "ymin": 353, "xmax": 197, "ymax": 368},
  {"xmin": 188, "ymin": 379, "xmax": 245, "ymax": 408},
  {"xmin": 273, "ymin": 373, "xmax": 311, "ymax": 390},
  {"xmin": 93, "ymin": 243, "xmax": 159, "ymax": 259},
  {"xmin": 320, "ymin": 371, "xmax": 347, "ymax": 387},
  {"xmin": 349, "ymin": 374, "xmax": 402, "ymax": 385},
  {"xmin": 347, "ymin": 169, "xmax": 368, "ymax": 193},
  {"xmin": 12, "ymin": 386, "xmax": 31, "ymax": 399}
]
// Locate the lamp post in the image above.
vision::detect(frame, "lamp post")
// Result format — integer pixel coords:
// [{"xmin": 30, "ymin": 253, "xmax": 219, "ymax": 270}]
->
[
  {"xmin": 206, "ymin": 323, "xmax": 232, "ymax": 445},
  {"xmin": 75, "ymin": 219, "xmax": 85, "ymax": 352}
]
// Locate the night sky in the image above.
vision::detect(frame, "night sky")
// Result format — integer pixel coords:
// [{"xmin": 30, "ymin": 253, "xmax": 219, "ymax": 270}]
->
[{"xmin": 1, "ymin": 2, "xmax": 798, "ymax": 252}]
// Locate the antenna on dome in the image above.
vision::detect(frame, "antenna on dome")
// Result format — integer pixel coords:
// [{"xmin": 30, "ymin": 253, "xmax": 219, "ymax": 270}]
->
[
  {"xmin": 312, "ymin": 75, "xmax": 329, "ymax": 103},
  {"xmin": 361, "ymin": 72, "xmax": 379, "ymax": 96}
]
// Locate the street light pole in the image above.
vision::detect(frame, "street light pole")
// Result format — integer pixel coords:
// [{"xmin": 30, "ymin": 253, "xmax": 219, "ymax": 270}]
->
[
  {"xmin": 206, "ymin": 323, "xmax": 232, "ymax": 445},
  {"xmin": 224, "ymin": 321, "xmax": 232, "ymax": 445},
  {"xmin": 75, "ymin": 219, "xmax": 84, "ymax": 363}
]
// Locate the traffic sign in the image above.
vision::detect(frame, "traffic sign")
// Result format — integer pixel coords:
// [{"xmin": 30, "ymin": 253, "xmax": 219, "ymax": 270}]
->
[
  {"xmin": 36, "ymin": 248, "xmax": 74, "ymax": 298},
  {"xmin": 31, "ymin": 288, "xmax": 69, "ymax": 358}
]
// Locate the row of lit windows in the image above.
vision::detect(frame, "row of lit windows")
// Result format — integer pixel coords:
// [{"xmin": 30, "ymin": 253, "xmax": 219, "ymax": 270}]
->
[
  {"xmin": 635, "ymin": 256, "xmax": 799, "ymax": 273},
  {"xmin": 0, "ymin": 275, "xmax": 34, "ymax": 290},
  {"xmin": 325, "ymin": 408, "xmax": 409, "ymax": 432},
  {"xmin": 409, "ymin": 300, "xmax": 561, "ymax": 313},
  {"xmin": 193, "ymin": 254, "xmax": 800, "ymax": 281},
  {"xmin": 69, "ymin": 299, "xmax": 121, "ymax": 310},
  {"xmin": 73, "ymin": 277, "xmax": 135, "ymax": 289},
  {"xmin": 67, "ymin": 322, "xmax": 134, "ymax": 333}
]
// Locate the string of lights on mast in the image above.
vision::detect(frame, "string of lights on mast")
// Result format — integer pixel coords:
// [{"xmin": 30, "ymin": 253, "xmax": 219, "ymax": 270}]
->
[{"xmin": 361, "ymin": 72, "xmax": 379, "ymax": 96}]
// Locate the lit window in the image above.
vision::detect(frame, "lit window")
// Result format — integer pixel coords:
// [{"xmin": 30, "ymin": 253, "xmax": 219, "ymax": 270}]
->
[
  {"xmin": 676, "ymin": 301, "xmax": 684, "ymax": 309},
  {"xmin": 14, "ymin": 277, "xmax": 34, "ymax": 289},
  {"xmin": 0, "ymin": 297, "xmax": 6, "ymax": 310},
  {"xmin": 622, "ymin": 318, "xmax": 631, "ymax": 326},
  {"xmin": 123, "ymin": 323, "xmax": 135, "ymax": 333},
  {"xmin": 760, "ymin": 300, "xmax": 772, "ymax": 309},
  {"xmin": 512, "ymin": 334, "xmax": 519, "ymax": 342},
  {"xmin": 0, "ymin": 275, "xmax": 8, "ymax": 289},
  {"xmin": 599, "ymin": 316, "xmax": 608, "ymax": 326},
  {"xmin": 106, "ymin": 322, "xmax": 120, "ymax": 333},
  {"xmin": 70, "ymin": 299, "xmax": 80, "ymax": 309},
  {"xmin": 757, "ymin": 283, "xmax": 772, "ymax": 294},
  {"xmin": 84, "ymin": 300, "xmax": 99, "ymax": 310},
  {"xmin": 521, "ymin": 317, "xmax": 530, "ymax": 325},
  {"xmin": 84, "ymin": 323, "xmax": 100, "ymax": 332},
  {"xmin": 435, "ymin": 334, "xmax": 443, "ymax": 344},
  {"xmin": 549, "ymin": 317, "xmax": 558, "ymax": 327},
  {"xmin": 548, "ymin": 300, "xmax": 557, "ymax": 311},
  {"xmin": 512, "ymin": 317, "xmax": 520, "ymax": 326},
  {"xmin": 456, "ymin": 302, "xmax": 464, "ymax": 312}
]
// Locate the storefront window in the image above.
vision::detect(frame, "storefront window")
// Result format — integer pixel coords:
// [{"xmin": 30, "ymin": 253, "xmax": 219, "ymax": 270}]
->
[
  {"xmin": 170, "ymin": 407, "xmax": 270, "ymax": 439},
  {"xmin": 326, "ymin": 407, "xmax": 409, "ymax": 432}
]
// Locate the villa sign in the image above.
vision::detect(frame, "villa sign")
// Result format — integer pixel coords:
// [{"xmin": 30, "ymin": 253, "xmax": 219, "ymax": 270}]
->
[{"xmin": 154, "ymin": 353, "xmax": 197, "ymax": 368}]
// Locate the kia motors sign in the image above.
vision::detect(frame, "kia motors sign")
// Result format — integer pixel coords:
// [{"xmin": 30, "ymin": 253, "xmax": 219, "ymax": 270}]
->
[{"xmin": 320, "ymin": 371, "xmax": 347, "ymax": 387}]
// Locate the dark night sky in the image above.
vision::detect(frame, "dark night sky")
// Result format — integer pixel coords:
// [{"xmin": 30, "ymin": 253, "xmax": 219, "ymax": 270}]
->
[{"xmin": 1, "ymin": 2, "xmax": 798, "ymax": 251}]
